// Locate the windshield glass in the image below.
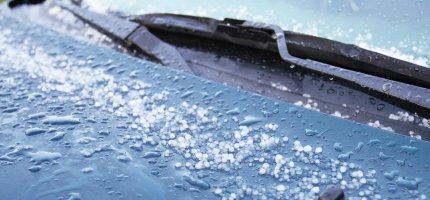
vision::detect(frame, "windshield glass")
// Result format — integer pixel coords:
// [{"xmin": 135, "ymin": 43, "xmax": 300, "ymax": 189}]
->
[{"xmin": 82, "ymin": 0, "xmax": 430, "ymax": 67}]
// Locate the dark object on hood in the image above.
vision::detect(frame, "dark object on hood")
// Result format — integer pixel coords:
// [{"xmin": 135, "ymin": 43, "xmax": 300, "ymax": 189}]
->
[{"xmin": 318, "ymin": 185, "xmax": 345, "ymax": 200}]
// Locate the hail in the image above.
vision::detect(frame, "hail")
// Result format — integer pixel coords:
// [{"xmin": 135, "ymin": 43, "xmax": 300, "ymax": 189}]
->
[
  {"xmin": 367, "ymin": 120, "xmax": 394, "ymax": 132},
  {"xmin": 294, "ymin": 98, "xmax": 319, "ymax": 112},
  {"xmin": 388, "ymin": 111, "xmax": 427, "ymax": 139},
  {"xmin": 0, "ymin": 26, "xmax": 420, "ymax": 199}
]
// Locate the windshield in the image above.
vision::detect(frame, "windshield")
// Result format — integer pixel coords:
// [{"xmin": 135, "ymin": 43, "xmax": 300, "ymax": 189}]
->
[{"xmin": 81, "ymin": 0, "xmax": 430, "ymax": 67}]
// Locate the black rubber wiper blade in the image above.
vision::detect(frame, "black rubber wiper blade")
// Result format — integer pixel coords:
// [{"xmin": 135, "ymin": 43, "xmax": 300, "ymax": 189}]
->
[
  {"xmin": 132, "ymin": 14, "xmax": 430, "ymax": 89},
  {"xmin": 53, "ymin": 6, "xmax": 430, "ymax": 111},
  {"xmin": 235, "ymin": 21, "xmax": 430, "ymax": 111},
  {"xmin": 56, "ymin": 2, "xmax": 195, "ymax": 74},
  {"xmin": 130, "ymin": 14, "xmax": 430, "ymax": 110}
]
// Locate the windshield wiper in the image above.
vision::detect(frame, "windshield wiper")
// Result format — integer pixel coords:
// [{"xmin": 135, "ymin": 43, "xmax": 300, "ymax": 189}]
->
[
  {"xmin": 132, "ymin": 14, "xmax": 430, "ymax": 89},
  {"xmin": 57, "ymin": 2, "xmax": 430, "ymax": 111}
]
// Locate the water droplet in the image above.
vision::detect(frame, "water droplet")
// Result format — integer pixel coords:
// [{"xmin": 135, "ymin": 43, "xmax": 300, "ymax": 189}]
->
[
  {"xmin": 81, "ymin": 167, "xmax": 94, "ymax": 173},
  {"xmin": 142, "ymin": 151, "xmax": 161, "ymax": 158},
  {"xmin": 25, "ymin": 128, "xmax": 47, "ymax": 136},
  {"xmin": 28, "ymin": 165, "xmax": 42, "ymax": 173},
  {"xmin": 338, "ymin": 151, "xmax": 353, "ymax": 161},
  {"xmin": 333, "ymin": 142, "xmax": 343, "ymax": 152},
  {"xmin": 27, "ymin": 151, "xmax": 62, "ymax": 164},
  {"xmin": 376, "ymin": 103, "xmax": 385, "ymax": 111},
  {"xmin": 383, "ymin": 170, "xmax": 398, "ymax": 181},
  {"xmin": 238, "ymin": 115, "xmax": 262, "ymax": 126},
  {"xmin": 181, "ymin": 90, "xmax": 194, "ymax": 99},
  {"xmin": 382, "ymin": 83, "xmax": 392, "ymax": 92},
  {"xmin": 42, "ymin": 115, "xmax": 80, "ymax": 125},
  {"xmin": 226, "ymin": 107, "xmax": 240, "ymax": 115},
  {"xmin": 49, "ymin": 131, "xmax": 66, "ymax": 141},
  {"xmin": 378, "ymin": 152, "xmax": 393, "ymax": 160},
  {"xmin": 28, "ymin": 112, "xmax": 47, "ymax": 120},
  {"xmin": 353, "ymin": 142, "xmax": 364, "ymax": 153},
  {"xmin": 305, "ymin": 129, "xmax": 319, "ymax": 136},
  {"xmin": 183, "ymin": 175, "xmax": 210, "ymax": 190},
  {"xmin": 396, "ymin": 177, "xmax": 419, "ymax": 190},
  {"xmin": 400, "ymin": 145, "xmax": 418, "ymax": 154}
]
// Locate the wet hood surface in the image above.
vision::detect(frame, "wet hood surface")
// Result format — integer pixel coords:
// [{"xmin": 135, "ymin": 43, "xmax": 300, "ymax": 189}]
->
[{"xmin": 0, "ymin": 12, "xmax": 429, "ymax": 200}]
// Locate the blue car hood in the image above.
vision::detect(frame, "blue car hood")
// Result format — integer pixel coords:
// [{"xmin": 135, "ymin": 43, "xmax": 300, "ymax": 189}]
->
[{"xmin": 0, "ymin": 12, "xmax": 429, "ymax": 200}]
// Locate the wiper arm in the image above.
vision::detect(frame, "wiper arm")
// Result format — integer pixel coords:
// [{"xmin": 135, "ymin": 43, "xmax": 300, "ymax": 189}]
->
[
  {"xmin": 130, "ymin": 14, "xmax": 430, "ymax": 110},
  {"xmin": 56, "ymin": 3, "xmax": 430, "ymax": 110},
  {"xmin": 56, "ymin": 2, "xmax": 195, "ymax": 74},
  {"xmin": 133, "ymin": 14, "xmax": 430, "ymax": 89}
]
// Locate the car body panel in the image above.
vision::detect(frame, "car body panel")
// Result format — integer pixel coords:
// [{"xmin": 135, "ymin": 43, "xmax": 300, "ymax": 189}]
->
[{"xmin": 0, "ymin": 12, "xmax": 429, "ymax": 200}]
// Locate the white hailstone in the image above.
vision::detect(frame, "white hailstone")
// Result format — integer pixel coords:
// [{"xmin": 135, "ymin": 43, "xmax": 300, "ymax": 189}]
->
[
  {"xmin": 121, "ymin": 85, "xmax": 129, "ymax": 92},
  {"xmin": 234, "ymin": 131, "xmax": 242, "ymax": 139},
  {"xmin": 336, "ymin": 173, "xmax": 343, "ymax": 180},
  {"xmin": 229, "ymin": 193, "xmax": 237, "ymax": 200},
  {"xmin": 264, "ymin": 123, "xmax": 279, "ymax": 131},
  {"xmin": 214, "ymin": 188, "xmax": 223, "ymax": 195},
  {"xmin": 360, "ymin": 178, "xmax": 367, "ymax": 184},
  {"xmin": 315, "ymin": 147, "xmax": 322, "ymax": 154},
  {"xmin": 311, "ymin": 187, "xmax": 320, "ymax": 193},
  {"xmin": 351, "ymin": 170, "xmax": 363, "ymax": 178},
  {"xmin": 276, "ymin": 184, "xmax": 286, "ymax": 192},
  {"xmin": 275, "ymin": 154, "xmax": 283, "ymax": 164},
  {"xmin": 204, "ymin": 161, "xmax": 210, "ymax": 168},
  {"xmin": 184, "ymin": 152, "xmax": 191, "ymax": 158},
  {"xmin": 163, "ymin": 150, "xmax": 170, "ymax": 157},
  {"xmin": 168, "ymin": 107, "xmax": 175, "ymax": 112},
  {"xmin": 303, "ymin": 145, "xmax": 313, "ymax": 153},
  {"xmin": 311, "ymin": 177, "xmax": 319, "ymax": 184},
  {"xmin": 340, "ymin": 166, "xmax": 347, "ymax": 173},
  {"xmin": 259, "ymin": 163, "xmax": 270, "ymax": 175},
  {"xmin": 341, "ymin": 180, "xmax": 347, "ymax": 186},
  {"xmin": 185, "ymin": 133, "xmax": 192, "ymax": 140},
  {"xmin": 288, "ymin": 161, "xmax": 295, "ymax": 168},
  {"xmin": 195, "ymin": 162, "xmax": 203, "ymax": 169},
  {"xmin": 245, "ymin": 188, "xmax": 253, "ymax": 195},
  {"xmin": 174, "ymin": 162, "xmax": 182, "ymax": 168}
]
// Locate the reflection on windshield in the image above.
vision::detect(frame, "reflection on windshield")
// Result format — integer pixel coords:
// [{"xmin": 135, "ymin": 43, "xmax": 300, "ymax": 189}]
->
[{"xmin": 82, "ymin": 0, "xmax": 429, "ymax": 67}]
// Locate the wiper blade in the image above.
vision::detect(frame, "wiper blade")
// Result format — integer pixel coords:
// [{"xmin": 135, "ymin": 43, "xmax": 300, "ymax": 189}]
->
[
  {"xmin": 133, "ymin": 14, "xmax": 430, "ymax": 89},
  {"xmin": 57, "ymin": 3, "xmax": 430, "ymax": 110},
  {"xmin": 130, "ymin": 14, "xmax": 430, "ymax": 110},
  {"xmin": 56, "ymin": 2, "xmax": 195, "ymax": 74}
]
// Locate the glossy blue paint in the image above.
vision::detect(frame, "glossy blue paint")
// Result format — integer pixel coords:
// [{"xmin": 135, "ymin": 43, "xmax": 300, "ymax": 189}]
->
[{"xmin": 0, "ymin": 12, "xmax": 429, "ymax": 200}]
